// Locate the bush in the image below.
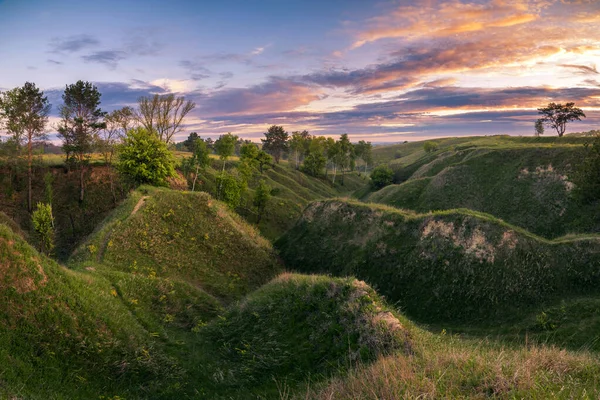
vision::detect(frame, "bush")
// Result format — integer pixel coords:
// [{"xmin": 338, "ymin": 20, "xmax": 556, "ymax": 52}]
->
[
  {"xmin": 370, "ymin": 165, "xmax": 394, "ymax": 189},
  {"xmin": 573, "ymin": 135, "xmax": 600, "ymax": 203},
  {"xmin": 32, "ymin": 202, "xmax": 54, "ymax": 254},
  {"xmin": 117, "ymin": 127, "xmax": 176, "ymax": 187},
  {"xmin": 423, "ymin": 141, "xmax": 438, "ymax": 153},
  {"xmin": 216, "ymin": 172, "xmax": 244, "ymax": 208}
]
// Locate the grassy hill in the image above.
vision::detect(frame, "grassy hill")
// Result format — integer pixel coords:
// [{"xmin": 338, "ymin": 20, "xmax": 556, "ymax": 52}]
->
[
  {"xmin": 188, "ymin": 157, "xmax": 367, "ymax": 240},
  {"xmin": 367, "ymin": 136, "xmax": 599, "ymax": 238},
  {"xmin": 71, "ymin": 186, "xmax": 281, "ymax": 302},
  {"xmin": 0, "ymin": 221, "xmax": 183, "ymax": 399},
  {"xmin": 277, "ymin": 199, "xmax": 600, "ymax": 321}
]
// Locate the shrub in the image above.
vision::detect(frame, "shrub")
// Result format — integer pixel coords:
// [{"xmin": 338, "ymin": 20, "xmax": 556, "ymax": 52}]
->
[
  {"xmin": 370, "ymin": 165, "xmax": 394, "ymax": 189},
  {"xmin": 32, "ymin": 202, "xmax": 54, "ymax": 254},
  {"xmin": 423, "ymin": 141, "xmax": 438, "ymax": 153},
  {"xmin": 117, "ymin": 127, "xmax": 176, "ymax": 186}
]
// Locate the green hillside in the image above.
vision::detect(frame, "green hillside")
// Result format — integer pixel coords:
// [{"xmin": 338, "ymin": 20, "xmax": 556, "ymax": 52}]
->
[
  {"xmin": 368, "ymin": 137, "xmax": 599, "ymax": 238},
  {"xmin": 0, "ymin": 222, "xmax": 182, "ymax": 399},
  {"xmin": 71, "ymin": 186, "xmax": 281, "ymax": 302},
  {"xmin": 277, "ymin": 199, "xmax": 600, "ymax": 321}
]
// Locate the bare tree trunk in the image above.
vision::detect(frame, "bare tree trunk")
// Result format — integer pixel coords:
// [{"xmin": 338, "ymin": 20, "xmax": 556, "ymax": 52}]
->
[
  {"xmin": 79, "ymin": 164, "xmax": 85, "ymax": 203},
  {"xmin": 192, "ymin": 164, "xmax": 199, "ymax": 192},
  {"xmin": 27, "ymin": 135, "xmax": 32, "ymax": 212}
]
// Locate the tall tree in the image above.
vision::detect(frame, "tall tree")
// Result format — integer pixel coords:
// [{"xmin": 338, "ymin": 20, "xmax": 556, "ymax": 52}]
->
[
  {"xmin": 534, "ymin": 119, "xmax": 545, "ymax": 137},
  {"xmin": 337, "ymin": 134, "xmax": 353, "ymax": 185},
  {"xmin": 188, "ymin": 138, "xmax": 210, "ymax": 192},
  {"xmin": 537, "ymin": 102, "xmax": 586, "ymax": 137},
  {"xmin": 214, "ymin": 133, "xmax": 238, "ymax": 198},
  {"xmin": 261, "ymin": 125, "xmax": 289, "ymax": 164},
  {"xmin": 289, "ymin": 130, "xmax": 310, "ymax": 170},
  {"xmin": 183, "ymin": 132, "xmax": 200, "ymax": 151},
  {"xmin": 98, "ymin": 107, "xmax": 134, "ymax": 203},
  {"xmin": 57, "ymin": 80, "xmax": 106, "ymax": 203},
  {"xmin": 137, "ymin": 94, "xmax": 195, "ymax": 143},
  {"xmin": 325, "ymin": 137, "xmax": 338, "ymax": 183},
  {"xmin": 253, "ymin": 180, "xmax": 271, "ymax": 224},
  {"xmin": 0, "ymin": 82, "xmax": 51, "ymax": 211},
  {"xmin": 354, "ymin": 140, "xmax": 373, "ymax": 174}
]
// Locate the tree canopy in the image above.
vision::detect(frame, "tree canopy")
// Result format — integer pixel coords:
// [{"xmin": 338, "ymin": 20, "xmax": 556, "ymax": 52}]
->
[{"xmin": 537, "ymin": 102, "xmax": 586, "ymax": 137}]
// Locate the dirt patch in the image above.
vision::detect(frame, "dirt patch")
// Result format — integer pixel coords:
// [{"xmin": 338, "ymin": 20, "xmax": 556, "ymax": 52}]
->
[
  {"xmin": 519, "ymin": 165, "xmax": 574, "ymax": 192},
  {"xmin": 131, "ymin": 196, "xmax": 150, "ymax": 216},
  {"xmin": 421, "ymin": 219, "xmax": 496, "ymax": 263},
  {"xmin": 500, "ymin": 230, "xmax": 518, "ymax": 250}
]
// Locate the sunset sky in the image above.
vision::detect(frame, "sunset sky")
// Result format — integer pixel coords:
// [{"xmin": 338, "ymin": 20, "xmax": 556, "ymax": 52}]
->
[{"xmin": 1, "ymin": 0, "xmax": 599, "ymax": 142}]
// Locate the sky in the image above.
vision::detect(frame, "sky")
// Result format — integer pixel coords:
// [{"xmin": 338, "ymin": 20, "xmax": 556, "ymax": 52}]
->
[{"xmin": 1, "ymin": 0, "xmax": 599, "ymax": 143}]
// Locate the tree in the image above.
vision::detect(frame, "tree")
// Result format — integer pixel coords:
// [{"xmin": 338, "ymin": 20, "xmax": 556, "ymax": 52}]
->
[
  {"xmin": 117, "ymin": 127, "xmax": 176, "ymax": 187},
  {"xmin": 423, "ymin": 141, "xmax": 438, "ymax": 153},
  {"xmin": 337, "ymin": 134, "xmax": 354, "ymax": 185},
  {"xmin": 255, "ymin": 150, "xmax": 273, "ymax": 174},
  {"xmin": 57, "ymin": 80, "xmax": 106, "ymax": 203},
  {"xmin": 98, "ymin": 107, "xmax": 134, "ymax": 204},
  {"xmin": 32, "ymin": 202, "xmax": 54, "ymax": 255},
  {"xmin": 354, "ymin": 140, "xmax": 373, "ymax": 174},
  {"xmin": 0, "ymin": 82, "xmax": 51, "ymax": 211},
  {"xmin": 215, "ymin": 133, "xmax": 238, "ymax": 172},
  {"xmin": 289, "ymin": 130, "xmax": 310, "ymax": 169},
  {"xmin": 534, "ymin": 119, "xmax": 544, "ymax": 137},
  {"xmin": 325, "ymin": 137, "xmax": 339, "ymax": 183},
  {"xmin": 537, "ymin": 102, "xmax": 586, "ymax": 137},
  {"xmin": 137, "ymin": 94, "xmax": 196, "ymax": 143},
  {"xmin": 240, "ymin": 142, "xmax": 259, "ymax": 163},
  {"xmin": 302, "ymin": 152, "xmax": 327, "ymax": 177},
  {"xmin": 261, "ymin": 125, "xmax": 289, "ymax": 163},
  {"xmin": 183, "ymin": 138, "xmax": 210, "ymax": 192},
  {"xmin": 370, "ymin": 165, "xmax": 394, "ymax": 189},
  {"xmin": 215, "ymin": 171, "xmax": 244, "ymax": 208},
  {"xmin": 214, "ymin": 133, "xmax": 239, "ymax": 198},
  {"xmin": 253, "ymin": 180, "xmax": 271, "ymax": 224},
  {"xmin": 183, "ymin": 132, "xmax": 200, "ymax": 152}
]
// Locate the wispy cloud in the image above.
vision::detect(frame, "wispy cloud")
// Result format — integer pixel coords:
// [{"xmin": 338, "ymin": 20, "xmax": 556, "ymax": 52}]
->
[
  {"xmin": 81, "ymin": 50, "xmax": 127, "ymax": 69},
  {"xmin": 49, "ymin": 34, "xmax": 100, "ymax": 53}
]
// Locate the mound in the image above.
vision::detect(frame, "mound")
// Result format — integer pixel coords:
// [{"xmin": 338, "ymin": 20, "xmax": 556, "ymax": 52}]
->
[
  {"xmin": 71, "ymin": 186, "xmax": 281, "ymax": 301},
  {"xmin": 0, "ymin": 222, "xmax": 181, "ymax": 399},
  {"xmin": 369, "ymin": 141, "xmax": 597, "ymax": 238},
  {"xmin": 196, "ymin": 273, "xmax": 411, "ymax": 398},
  {"xmin": 277, "ymin": 200, "xmax": 600, "ymax": 321}
]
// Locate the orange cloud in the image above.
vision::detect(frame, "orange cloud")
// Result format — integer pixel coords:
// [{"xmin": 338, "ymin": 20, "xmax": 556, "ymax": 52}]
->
[{"xmin": 351, "ymin": 0, "xmax": 544, "ymax": 48}]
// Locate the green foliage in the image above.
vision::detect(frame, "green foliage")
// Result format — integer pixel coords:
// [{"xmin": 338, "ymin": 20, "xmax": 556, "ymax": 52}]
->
[
  {"xmin": 423, "ymin": 141, "xmax": 438, "ymax": 153},
  {"xmin": 31, "ymin": 202, "xmax": 54, "ymax": 254},
  {"xmin": 117, "ymin": 127, "xmax": 176, "ymax": 187},
  {"xmin": 302, "ymin": 151, "xmax": 327, "ymax": 176},
  {"xmin": 370, "ymin": 164, "xmax": 394, "ymax": 189},
  {"xmin": 261, "ymin": 125, "xmax": 289, "ymax": 163},
  {"xmin": 277, "ymin": 199, "xmax": 600, "ymax": 322},
  {"xmin": 253, "ymin": 180, "xmax": 271, "ymax": 223},
  {"xmin": 215, "ymin": 133, "xmax": 238, "ymax": 167},
  {"xmin": 538, "ymin": 102, "xmax": 586, "ymax": 137},
  {"xmin": 216, "ymin": 171, "xmax": 244, "ymax": 208},
  {"xmin": 198, "ymin": 274, "xmax": 408, "ymax": 395},
  {"xmin": 534, "ymin": 119, "xmax": 544, "ymax": 136},
  {"xmin": 573, "ymin": 135, "xmax": 600, "ymax": 203},
  {"xmin": 72, "ymin": 186, "xmax": 280, "ymax": 301},
  {"xmin": 182, "ymin": 132, "xmax": 200, "ymax": 151}
]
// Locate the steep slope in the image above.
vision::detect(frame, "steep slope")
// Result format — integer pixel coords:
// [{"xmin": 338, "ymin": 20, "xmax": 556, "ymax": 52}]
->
[
  {"xmin": 71, "ymin": 186, "xmax": 281, "ymax": 301},
  {"xmin": 0, "ymin": 222, "xmax": 183, "ymax": 399},
  {"xmin": 368, "ymin": 142, "xmax": 599, "ymax": 238},
  {"xmin": 277, "ymin": 200, "xmax": 600, "ymax": 321},
  {"xmin": 194, "ymin": 273, "xmax": 411, "ymax": 399}
]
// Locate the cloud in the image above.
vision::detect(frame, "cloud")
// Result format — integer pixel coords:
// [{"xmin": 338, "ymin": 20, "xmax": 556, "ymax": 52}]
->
[
  {"xmin": 47, "ymin": 59, "xmax": 63, "ymax": 65},
  {"xmin": 179, "ymin": 60, "xmax": 212, "ymax": 80},
  {"xmin": 350, "ymin": 0, "xmax": 545, "ymax": 48},
  {"xmin": 49, "ymin": 34, "xmax": 100, "ymax": 53},
  {"xmin": 560, "ymin": 64, "xmax": 598, "ymax": 75},
  {"xmin": 199, "ymin": 78, "xmax": 323, "ymax": 115},
  {"xmin": 81, "ymin": 50, "xmax": 127, "ymax": 69}
]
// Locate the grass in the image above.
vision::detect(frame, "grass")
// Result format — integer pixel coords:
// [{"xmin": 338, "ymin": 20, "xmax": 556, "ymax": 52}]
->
[
  {"xmin": 276, "ymin": 199, "xmax": 600, "ymax": 322},
  {"xmin": 301, "ymin": 329, "xmax": 600, "ymax": 399},
  {"xmin": 368, "ymin": 140, "xmax": 599, "ymax": 239},
  {"xmin": 0, "ymin": 223, "xmax": 183, "ymax": 399},
  {"xmin": 70, "ymin": 185, "xmax": 281, "ymax": 302}
]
